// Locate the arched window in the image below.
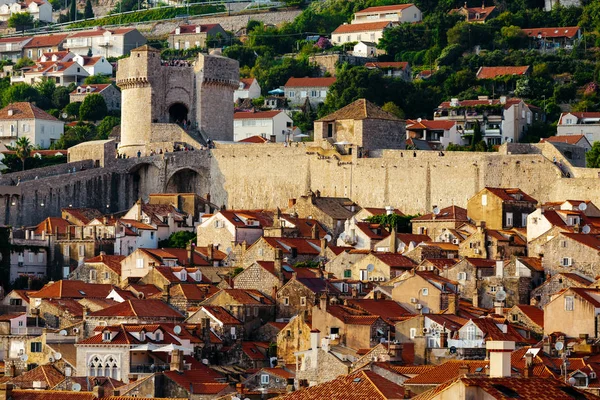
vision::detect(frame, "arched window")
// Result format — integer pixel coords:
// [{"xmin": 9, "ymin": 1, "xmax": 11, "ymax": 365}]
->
[
  {"xmin": 88, "ymin": 355, "xmax": 102, "ymax": 377},
  {"xmin": 104, "ymin": 356, "xmax": 118, "ymax": 379}
]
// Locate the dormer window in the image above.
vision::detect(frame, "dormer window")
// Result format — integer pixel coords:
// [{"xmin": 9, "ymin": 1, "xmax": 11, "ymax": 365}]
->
[
  {"xmin": 7, "ymin": 109, "xmax": 13, "ymax": 116},
  {"xmin": 86, "ymin": 87, "xmax": 91, "ymax": 93},
  {"xmin": 102, "ymin": 331, "xmax": 111, "ymax": 341},
  {"xmin": 140, "ymin": 330, "xmax": 146, "ymax": 340},
  {"xmin": 77, "ymin": 87, "xmax": 83, "ymax": 93},
  {"xmin": 175, "ymin": 27, "xmax": 181, "ymax": 35},
  {"xmin": 155, "ymin": 330, "xmax": 163, "ymax": 341},
  {"xmin": 195, "ymin": 26, "xmax": 201, "ymax": 34}
]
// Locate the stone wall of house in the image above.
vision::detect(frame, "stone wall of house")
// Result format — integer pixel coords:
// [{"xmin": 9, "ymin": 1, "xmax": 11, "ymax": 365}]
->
[
  {"xmin": 542, "ymin": 236, "xmax": 600, "ymax": 277},
  {"xmin": 308, "ymin": 54, "xmax": 377, "ymax": 77},
  {"xmin": 530, "ymin": 274, "xmax": 592, "ymax": 308},
  {"xmin": 277, "ymin": 317, "xmax": 311, "ymax": 365},
  {"xmin": 507, "ymin": 308, "xmax": 543, "ymax": 335},
  {"xmin": 477, "ymin": 276, "xmax": 532, "ymax": 309},
  {"xmin": 69, "ymin": 263, "xmax": 120, "ymax": 285},
  {"xmin": 234, "ymin": 263, "xmax": 281, "ymax": 296},
  {"xmin": 295, "ymin": 348, "xmax": 350, "ymax": 387},
  {"xmin": 276, "ymin": 279, "xmax": 315, "ymax": 320}
]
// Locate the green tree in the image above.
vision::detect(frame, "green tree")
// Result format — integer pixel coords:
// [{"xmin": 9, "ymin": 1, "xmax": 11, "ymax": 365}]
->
[
  {"xmin": 470, "ymin": 121, "xmax": 482, "ymax": 151},
  {"xmin": 14, "ymin": 136, "xmax": 32, "ymax": 171},
  {"xmin": 14, "ymin": 57, "xmax": 34, "ymax": 70},
  {"xmin": 84, "ymin": 74, "xmax": 111, "ymax": 84},
  {"xmin": 52, "ymin": 86, "xmax": 71, "ymax": 109},
  {"xmin": 70, "ymin": 0, "xmax": 77, "ymax": 21},
  {"xmin": 158, "ymin": 231, "xmax": 196, "ymax": 248},
  {"xmin": 79, "ymin": 93, "xmax": 107, "ymax": 121},
  {"xmin": 8, "ymin": 12, "xmax": 33, "ymax": 32},
  {"xmin": 95, "ymin": 116, "xmax": 120, "ymax": 139},
  {"xmin": 84, "ymin": 0, "xmax": 94, "ymax": 19},
  {"xmin": 34, "ymin": 78, "xmax": 56, "ymax": 110},
  {"xmin": 498, "ymin": 25, "xmax": 528, "ymax": 49},
  {"xmin": 2, "ymin": 83, "xmax": 38, "ymax": 106},
  {"xmin": 63, "ymin": 101, "xmax": 82, "ymax": 118},
  {"xmin": 52, "ymin": 122, "xmax": 95, "ymax": 149},
  {"xmin": 366, "ymin": 213, "xmax": 419, "ymax": 233},
  {"xmin": 381, "ymin": 102, "xmax": 405, "ymax": 119},
  {"xmin": 587, "ymin": 142, "xmax": 600, "ymax": 168}
]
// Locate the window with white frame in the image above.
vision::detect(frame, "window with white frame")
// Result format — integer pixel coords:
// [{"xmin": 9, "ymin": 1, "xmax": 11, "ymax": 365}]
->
[
  {"xmin": 300, "ymin": 297, "xmax": 307, "ymax": 306},
  {"xmin": 466, "ymin": 325, "xmax": 476, "ymax": 340},
  {"xmin": 421, "ymin": 288, "xmax": 429, "ymax": 296},
  {"xmin": 37, "ymin": 252, "xmax": 43, "ymax": 263},
  {"xmin": 481, "ymin": 194, "xmax": 487, "ymax": 206},
  {"xmin": 565, "ymin": 295, "xmax": 574, "ymax": 311},
  {"xmin": 521, "ymin": 214, "xmax": 528, "ymax": 226},
  {"xmin": 28, "ymin": 252, "xmax": 33, "ymax": 262},
  {"xmin": 505, "ymin": 212, "xmax": 513, "ymax": 227},
  {"xmin": 136, "ymin": 258, "xmax": 144, "ymax": 268},
  {"xmin": 261, "ymin": 374, "xmax": 270, "ymax": 384},
  {"xmin": 283, "ymin": 297, "xmax": 289, "ymax": 306},
  {"xmin": 89, "ymin": 269, "xmax": 97, "ymax": 281},
  {"xmin": 410, "ymin": 328, "xmax": 416, "ymax": 339}
]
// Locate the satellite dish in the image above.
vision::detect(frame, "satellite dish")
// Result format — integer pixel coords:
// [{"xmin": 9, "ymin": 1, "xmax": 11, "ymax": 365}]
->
[
  {"xmin": 61, "ymin": 112, "xmax": 68, "ymax": 119},
  {"xmin": 323, "ymin": 234, "xmax": 332, "ymax": 243},
  {"xmin": 49, "ymin": 356, "xmax": 55, "ymax": 363},
  {"xmin": 54, "ymin": 352, "xmax": 62, "ymax": 360},
  {"xmin": 417, "ymin": 117, "xmax": 422, "ymax": 122},
  {"xmin": 568, "ymin": 377, "xmax": 576, "ymax": 385},
  {"xmin": 579, "ymin": 202, "xmax": 588, "ymax": 211},
  {"xmin": 366, "ymin": 264, "xmax": 375, "ymax": 272},
  {"xmin": 173, "ymin": 325, "xmax": 182, "ymax": 335},
  {"xmin": 555, "ymin": 342, "xmax": 564, "ymax": 352},
  {"xmin": 433, "ymin": 206, "xmax": 440, "ymax": 215},
  {"xmin": 495, "ymin": 289, "xmax": 507, "ymax": 302},
  {"xmin": 59, "ymin": 330, "xmax": 68, "ymax": 336},
  {"xmin": 72, "ymin": 383, "xmax": 82, "ymax": 392},
  {"xmin": 202, "ymin": 359, "xmax": 209, "ymax": 365},
  {"xmin": 582, "ymin": 225, "xmax": 591, "ymax": 234},
  {"xmin": 449, "ymin": 346, "xmax": 457, "ymax": 354},
  {"xmin": 20, "ymin": 354, "xmax": 28, "ymax": 362}
]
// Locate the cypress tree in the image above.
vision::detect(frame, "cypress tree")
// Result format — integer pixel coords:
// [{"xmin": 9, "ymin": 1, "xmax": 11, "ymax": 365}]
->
[
  {"xmin": 84, "ymin": 0, "xmax": 94, "ymax": 19},
  {"xmin": 70, "ymin": 0, "xmax": 77, "ymax": 21}
]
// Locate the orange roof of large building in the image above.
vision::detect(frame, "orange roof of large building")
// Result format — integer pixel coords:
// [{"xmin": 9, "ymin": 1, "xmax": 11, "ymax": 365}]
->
[
  {"xmin": 31, "ymin": 280, "xmax": 113, "ymax": 299},
  {"xmin": 522, "ymin": 26, "xmax": 580, "ymax": 39},
  {"xmin": 476, "ymin": 66, "xmax": 530, "ymax": 79},
  {"xmin": 284, "ymin": 77, "xmax": 336, "ymax": 88},
  {"xmin": 23, "ymin": 34, "xmax": 68, "ymax": 48},
  {"xmin": 0, "ymin": 102, "xmax": 60, "ymax": 121},
  {"xmin": 332, "ymin": 21, "xmax": 391, "ymax": 34},
  {"xmin": 355, "ymin": 4, "xmax": 415, "ymax": 14},
  {"xmin": 87, "ymin": 299, "xmax": 184, "ymax": 318},
  {"xmin": 317, "ymin": 98, "xmax": 400, "ymax": 122},
  {"xmin": 276, "ymin": 370, "xmax": 405, "ymax": 399},
  {"xmin": 541, "ymin": 135, "xmax": 589, "ymax": 145},
  {"xmin": 234, "ymin": 110, "xmax": 284, "ymax": 119}
]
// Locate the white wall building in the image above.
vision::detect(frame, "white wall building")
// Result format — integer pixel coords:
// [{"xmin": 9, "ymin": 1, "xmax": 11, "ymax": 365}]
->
[
  {"xmin": 353, "ymin": 41, "xmax": 377, "ymax": 57},
  {"xmin": 63, "ymin": 27, "xmax": 147, "ymax": 58},
  {"xmin": 557, "ymin": 112, "xmax": 600, "ymax": 143},
  {"xmin": 234, "ymin": 78, "xmax": 261, "ymax": 101},
  {"xmin": 352, "ymin": 3, "xmax": 422, "ymax": 24},
  {"xmin": 73, "ymin": 54, "xmax": 113, "ymax": 76},
  {"xmin": 0, "ymin": 102, "xmax": 64, "ymax": 148},
  {"xmin": 234, "ymin": 110, "xmax": 294, "ymax": 143},
  {"xmin": 0, "ymin": 0, "xmax": 52, "ymax": 23},
  {"xmin": 331, "ymin": 21, "xmax": 392, "ymax": 46}
]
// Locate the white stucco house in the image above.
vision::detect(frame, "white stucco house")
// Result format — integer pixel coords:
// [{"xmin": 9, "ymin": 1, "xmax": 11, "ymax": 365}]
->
[
  {"xmin": 73, "ymin": 54, "xmax": 113, "ymax": 76},
  {"xmin": 352, "ymin": 3, "xmax": 422, "ymax": 24},
  {"xmin": 556, "ymin": 112, "xmax": 600, "ymax": 144},
  {"xmin": 234, "ymin": 110, "xmax": 294, "ymax": 143},
  {"xmin": 0, "ymin": 0, "xmax": 52, "ymax": 23},
  {"xmin": 331, "ymin": 21, "xmax": 392, "ymax": 46},
  {"xmin": 234, "ymin": 78, "xmax": 261, "ymax": 101},
  {"xmin": 0, "ymin": 102, "xmax": 64, "ymax": 148}
]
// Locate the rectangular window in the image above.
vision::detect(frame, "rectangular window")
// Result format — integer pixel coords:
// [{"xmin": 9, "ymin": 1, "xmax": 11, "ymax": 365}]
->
[
  {"xmin": 505, "ymin": 212, "xmax": 513, "ymax": 227},
  {"xmin": 300, "ymin": 297, "xmax": 306, "ymax": 306},
  {"xmin": 37, "ymin": 252, "xmax": 43, "ymax": 263},
  {"xmin": 320, "ymin": 90, "xmax": 327, "ymax": 97},
  {"xmin": 78, "ymin": 245, "xmax": 85, "ymax": 256},
  {"xmin": 421, "ymin": 288, "xmax": 429, "ymax": 296},
  {"xmin": 288, "ymin": 91, "xmax": 295, "ymax": 98},
  {"xmin": 410, "ymin": 328, "xmax": 416, "ymax": 339},
  {"xmin": 344, "ymin": 269, "xmax": 351, "ymax": 278},
  {"xmin": 136, "ymin": 258, "xmax": 144, "ymax": 269},
  {"xmin": 261, "ymin": 374, "xmax": 270, "ymax": 384},
  {"xmin": 481, "ymin": 194, "xmax": 487, "ymax": 206},
  {"xmin": 360, "ymin": 270, "xmax": 367, "ymax": 281},
  {"xmin": 254, "ymin": 307, "xmax": 259, "ymax": 317},
  {"xmin": 28, "ymin": 253, "xmax": 33, "ymax": 262},
  {"xmin": 30, "ymin": 342, "xmax": 42, "ymax": 352},
  {"xmin": 283, "ymin": 297, "xmax": 289, "ymax": 306},
  {"xmin": 521, "ymin": 214, "xmax": 528, "ymax": 227},
  {"xmin": 63, "ymin": 245, "xmax": 70, "ymax": 256},
  {"xmin": 150, "ymin": 232, "xmax": 154, "ymax": 239},
  {"xmin": 561, "ymin": 240, "xmax": 567, "ymax": 248},
  {"xmin": 565, "ymin": 295, "xmax": 574, "ymax": 311},
  {"xmin": 300, "ymin": 91, "xmax": 307, "ymax": 98}
]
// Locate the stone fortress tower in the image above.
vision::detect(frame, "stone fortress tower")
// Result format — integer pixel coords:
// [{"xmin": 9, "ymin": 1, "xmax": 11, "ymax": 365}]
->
[{"xmin": 116, "ymin": 45, "xmax": 239, "ymax": 155}]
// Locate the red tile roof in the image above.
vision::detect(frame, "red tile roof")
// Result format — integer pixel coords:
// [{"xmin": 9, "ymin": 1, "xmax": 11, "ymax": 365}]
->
[
  {"xmin": 451, "ymin": 5, "xmax": 497, "ymax": 22},
  {"xmin": 512, "ymin": 305, "xmax": 544, "ymax": 327},
  {"xmin": 404, "ymin": 360, "xmax": 489, "ymax": 385},
  {"xmin": 364, "ymin": 61, "xmax": 408, "ymax": 70},
  {"xmin": 541, "ymin": 135, "xmax": 588, "ymax": 145},
  {"xmin": 24, "ymin": 34, "xmax": 68, "ymax": 48},
  {"xmin": 84, "ymin": 255, "xmax": 125, "ymax": 274},
  {"xmin": 9, "ymin": 391, "xmax": 97, "ymax": 400},
  {"xmin": 234, "ymin": 110, "xmax": 284, "ymax": 119},
  {"xmin": 372, "ymin": 252, "xmax": 416, "ymax": 268},
  {"xmin": 558, "ymin": 112, "xmax": 600, "ymax": 124},
  {"xmin": 9, "ymin": 364, "xmax": 65, "ymax": 389},
  {"xmin": 284, "ymin": 77, "xmax": 336, "ymax": 88},
  {"xmin": 0, "ymin": 102, "xmax": 60, "ymax": 121},
  {"xmin": 199, "ymin": 305, "xmax": 242, "ymax": 325},
  {"xmin": 561, "ymin": 232, "xmax": 600, "ymax": 251},
  {"xmin": 70, "ymin": 84, "xmax": 111, "ymax": 95},
  {"xmin": 465, "ymin": 258, "xmax": 496, "ymax": 268},
  {"xmin": 261, "ymin": 237, "xmax": 322, "ymax": 255},
  {"xmin": 87, "ymin": 299, "xmax": 184, "ymax": 318},
  {"xmin": 522, "ymin": 26, "xmax": 580, "ymax": 39},
  {"xmin": 355, "ymin": 4, "xmax": 414, "ymax": 14},
  {"xmin": 412, "ymin": 205, "xmax": 468, "ymax": 222},
  {"xmin": 31, "ymin": 281, "xmax": 113, "ymax": 299},
  {"xmin": 242, "ymin": 341, "xmax": 270, "ymax": 360},
  {"xmin": 476, "ymin": 66, "xmax": 530, "ymax": 79},
  {"xmin": 277, "ymin": 370, "xmax": 404, "ymax": 399},
  {"xmin": 485, "ymin": 187, "xmax": 537, "ymax": 203},
  {"xmin": 332, "ymin": 21, "xmax": 391, "ymax": 34},
  {"xmin": 238, "ymin": 135, "xmax": 269, "ymax": 143},
  {"xmin": 406, "ymin": 119, "xmax": 457, "ymax": 131},
  {"xmin": 326, "ymin": 304, "xmax": 383, "ymax": 326},
  {"xmin": 239, "ymin": 77, "xmax": 256, "ymax": 89}
]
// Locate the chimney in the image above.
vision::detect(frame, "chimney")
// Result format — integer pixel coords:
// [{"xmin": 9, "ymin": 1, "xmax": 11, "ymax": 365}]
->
[
  {"xmin": 170, "ymin": 349, "xmax": 184, "ymax": 372},
  {"xmin": 524, "ymin": 352, "xmax": 534, "ymax": 378},
  {"xmin": 319, "ymin": 293, "xmax": 327, "ymax": 310},
  {"xmin": 99, "ymin": 251, "xmax": 106, "ymax": 256},
  {"xmin": 494, "ymin": 301, "xmax": 504, "ymax": 316},
  {"xmin": 207, "ymin": 244, "xmax": 214, "ymax": 261},
  {"xmin": 458, "ymin": 364, "xmax": 469, "ymax": 376},
  {"xmin": 389, "ymin": 226, "xmax": 397, "ymax": 253},
  {"xmin": 25, "ymin": 230, "xmax": 29, "ymax": 240},
  {"xmin": 310, "ymin": 329, "xmax": 320, "ymax": 350},
  {"xmin": 351, "ymin": 287, "xmax": 358, "ymax": 298},
  {"xmin": 487, "ymin": 341, "xmax": 515, "ymax": 378},
  {"xmin": 388, "ymin": 342, "xmax": 403, "ymax": 362},
  {"xmin": 496, "ymin": 261, "xmax": 504, "ymax": 278},
  {"xmin": 312, "ymin": 223, "xmax": 319, "ymax": 240},
  {"xmin": 440, "ymin": 331, "xmax": 448, "ymax": 348},
  {"xmin": 92, "ymin": 385, "xmax": 105, "ymax": 399},
  {"xmin": 447, "ymin": 293, "xmax": 458, "ymax": 315},
  {"xmin": 274, "ymin": 248, "xmax": 283, "ymax": 284},
  {"xmin": 0, "ymin": 384, "xmax": 13, "ymax": 400},
  {"xmin": 320, "ymin": 237, "xmax": 327, "ymax": 257}
]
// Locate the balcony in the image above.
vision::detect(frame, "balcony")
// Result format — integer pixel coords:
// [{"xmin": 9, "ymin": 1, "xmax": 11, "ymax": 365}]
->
[{"xmin": 11, "ymin": 327, "xmax": 43, "ymax": 335}]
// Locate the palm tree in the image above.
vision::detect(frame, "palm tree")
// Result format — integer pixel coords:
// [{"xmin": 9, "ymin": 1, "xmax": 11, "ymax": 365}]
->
[{"xmin": 15, "ymin": 137, "xmax": 32, "ymax": 171}]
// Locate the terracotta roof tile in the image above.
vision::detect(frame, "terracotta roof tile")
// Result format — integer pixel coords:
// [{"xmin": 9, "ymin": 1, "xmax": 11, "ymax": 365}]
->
[
  {"xmin": 332, "ymin": 21, "xmax": 391, "ymax": 34},
  {"xmin": 404, "ymin": 360, "xmax": 489, "ymax": 385},
  {"xmin": 238, "ymin": 135, "xmax": 269, "ymax": 143},
  {"xmin": 199, "ymin": 305, "xmax": 242, "ymax": 325},
  {"xmin": 477, "ymin": 66, "xmax": 530, "ymax": 79},
  {"xmin": 512, "ymin": 305, "xmax": 544, "ymax": 327},
  {"xmin": 170, "ymin": 23, "xmax": 221, "ymax": 35},
  {"xmin": 9, "ymin": 390, "xmax": 96, "ymax": 400},
  {"xmin": 284, "ymin": 77, "xmax": 336, "ymax": 88},
  {"xmin": 0, "ymin": 102, "xmax": 60, "ymax": 122},
  {"xmin": 24, "ymin": 34, "xmax": 68, "ymax": 48},
  {"xmin": 234, "ymin": 110, "xmax": 284, "ymax": 119},
  {"xmin": 355, "ymin": 4, "xmax": 414, "ymax": 13},
  {"xmin": 31, "ymin": 281, "xmax": 113, "ymax": 299},
  {"xmin": 412, "ymin": 205, "xmax": 468, "ymax": 222},
  {"xmin": 9, "ymin": 364, "xmax": 64, "ymax": 389},
  {"xmin": 84, "ymin": 255, "xmax": 125, "ymax": 275},
  {"xmin": 87, "ymin": 299, "xmax": 184, "ymax": 318},
  {"xmin": 485, "ymin": 187, "xmax": 537, "ymax": 203},
  {"xmin": 522, "ymin": 26, "xmax": 580, "ymax": 39},
  {"xmin": 317, "ymin": 99, "xmax": 400, "ymax": 122},
  {"xmin": 542, "ymin": 134, "xmax": 588, "ymax": 145}
]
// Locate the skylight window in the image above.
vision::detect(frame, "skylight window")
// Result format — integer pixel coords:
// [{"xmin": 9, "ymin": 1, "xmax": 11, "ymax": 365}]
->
[
  {"xmin": 79, "ymin": 290, "xmax": 86, "ymax": 295},
  {"xmin": 492, "ymin": 384, "xmax": 520, "ymax": 398}
]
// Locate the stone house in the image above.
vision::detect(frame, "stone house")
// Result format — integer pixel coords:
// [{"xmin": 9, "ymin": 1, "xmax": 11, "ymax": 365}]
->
[
  {"xmin": 459, "ymin": 227, "xmax": 527, "ymax": 260},
  {"xmin": 68, "ymin": 254, "xmax": 124, "ymax": 285},
  {"xmin": 61, "ymin": 207, "xmax": 103, "ymax": 226},
  {"xmin": 276, "ymin": 276, "xmax": 338, "ymax": 320},
  {"xmin": 0, "ymin": 102, "xmax": 64, "ymax": 149},
  {"xmin": 169, "ymin": 23, "xmax": 227, "ymax": 50},
  {"xmin": 70, "ymin": 84, "xmax": 121, "ymax": 112},
  {"xmin": 391, "ymin": 271, "xmax": 459, "ymax": 314},
  {"xmin": 450, "ymin": 3, "xmax": 497, "ymax": 22},
  {"xmin": 167, "ymin": 283, "xmax": 218, "ymax": 314},
  {"xmin": 365, "ymin": 61, "xmax": 412, "ymax": 81},
  {"xmin": 162, "ymin": 368, "xmax": 232, "ymax": 400},
  {"xmin": 185, "ymin": 305, "xmax": 243, "ymax": 343},
  {"xmin": 336, "ymin": 219, "xmax": 390, "ymax": 250},
  {"xmin": 294, "ymin": 330, "xmax": 351, "ymax": 386},
  {"xmin": 53, "ymin": 226, "xmax": 115, "ymax": 278},
  {"xmin": 196, "ymin": 209, "xmax": 273, "ymax": 249},
  {"xmin": 543, "ymin": 287, "xmax": 600, "ymax": 338},
  {"xmin": 313, "ymin": 98, "xmax": 406, "ymax": 152},
  {"xmin": 137, "ymin": 265, "xmax": 206, "ymax": 292},
  {"xmin": 283, "ymin": 77, "xmax": 336, "ymax": 107},
  {"xmin": 242, "ymin": 367, "xmax": 294, "ymax": 396},
  {"xmin": 440, "ymin": 257, "xmax": 495, "ymax": 301},
  {"xmin": 200, "ymin": 289, "xmax": 275, "ymax": 336},
  {"xmin": 467, "ymin": 187, "xmax": 537, "ymax": 230},
  {"xmin": 530, "ymin": 272, "xmax": 593, "ymax": 308},
  {"xmin": 277, "ymin": 315, "xmax": 312, "ymax": 365},
  {"xmin": 350, "ymin": 251, "xmax": 416, "ymax": 282},
  {"xmin": 83, "ymin": 299, "xmax": 185, "ymax": 337},
  {"xmin": 416, "ymin": 257, "xmax": 460, "ymax": 273},
  {"xmin": 263, "ymin": 212, "xmax": 329, "ymax": 240},
  {"xmin": 311, "ymin": 296, "xmax": 390, "ymax": 350},
  {"xmin": 403, "ymin": 242, "xmax": 459, "ymax": 264},
  {"xmin": 324, "ymin": 249, "xmax": 369, "ymax": 280},
  {"xmin": 507, "ymin": 305, "xmax": 544, "ymax": 336},
  {"xmin": 238, "ymin": 236, "xmax": 325, "ymax": 269},
  {"xmin": 64, "ymin": 27, "xmax": 147, "ymax": 58},
  {"xmin": 541, "ymin": 232, "xmax": 600, "ymax": 277},
  {"xmin": 122, "ymin": 200, "xmax": 193, "ymax": 242},
  {"xmin": 373, "ymin": 232, "xmax": 432, "ymax": 253}
]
